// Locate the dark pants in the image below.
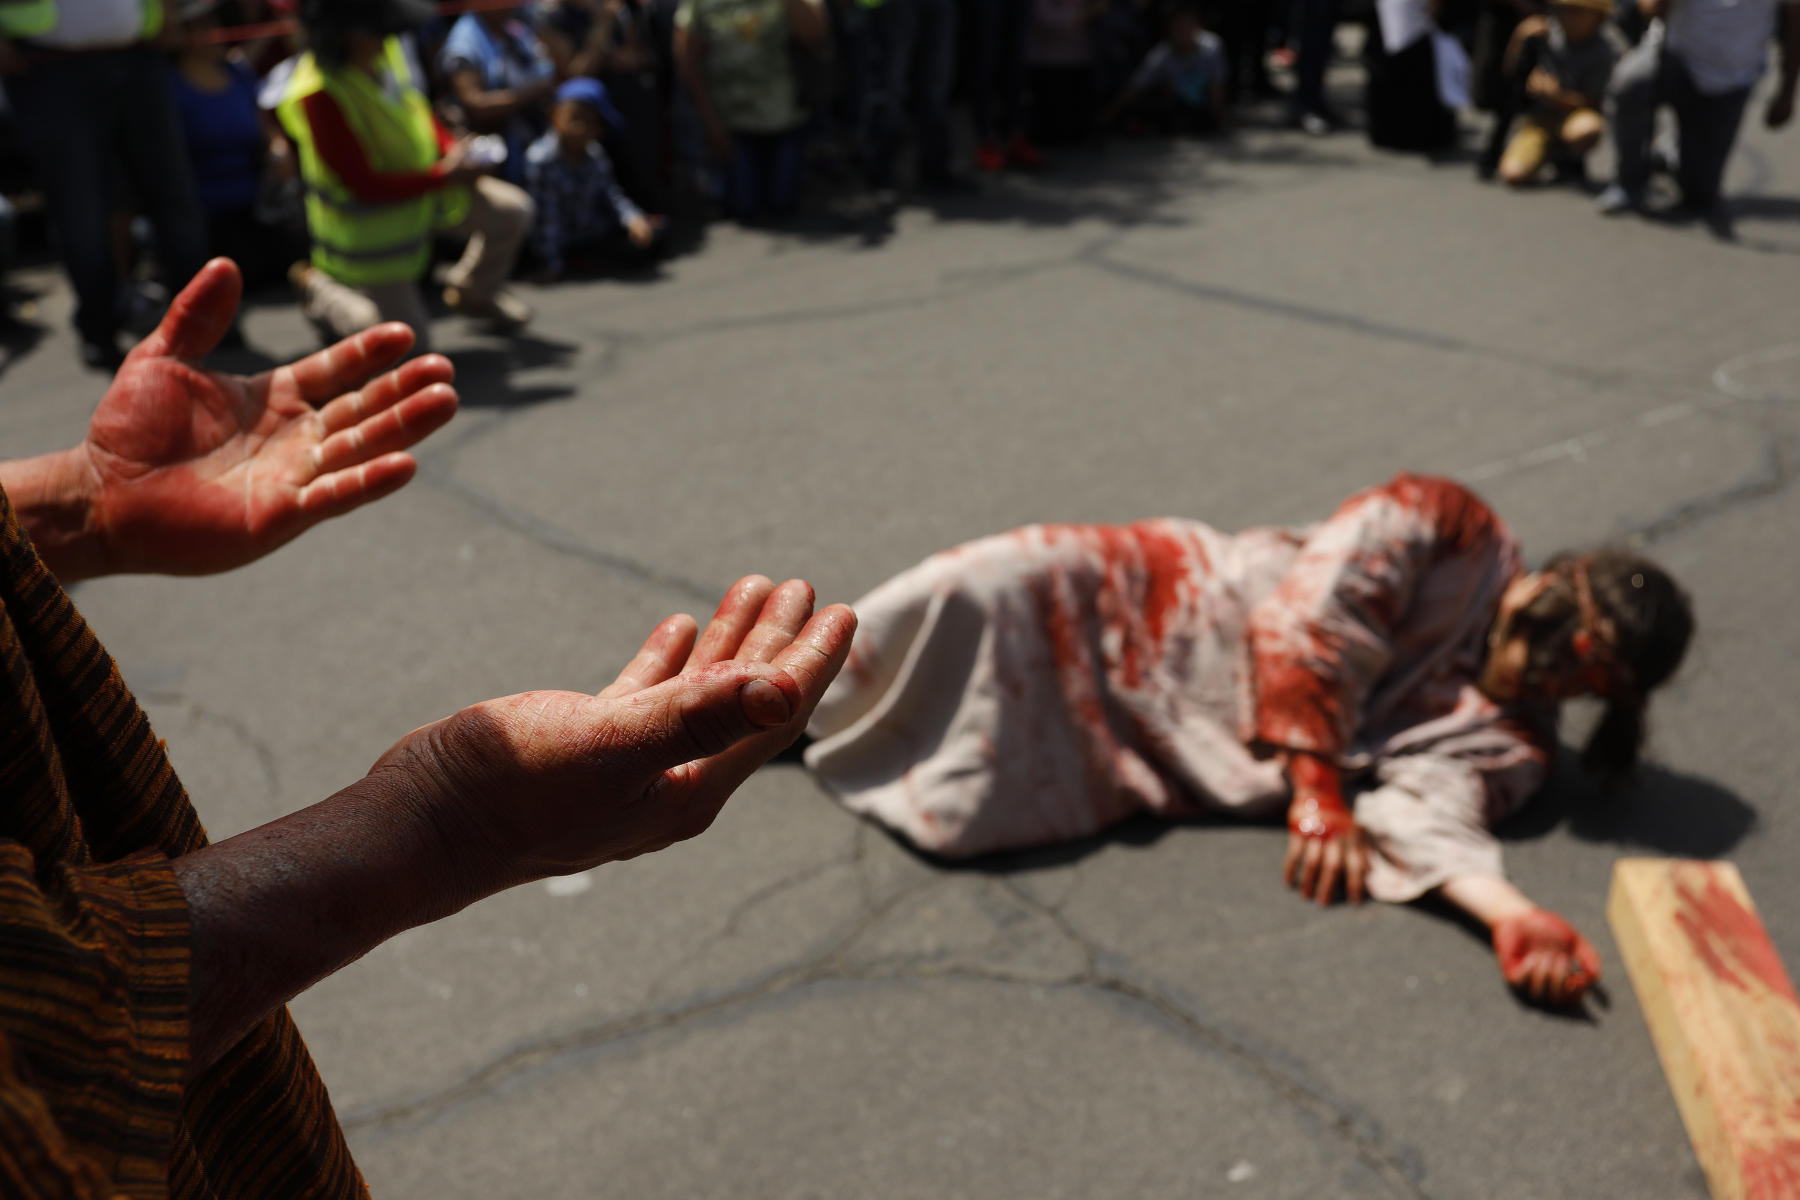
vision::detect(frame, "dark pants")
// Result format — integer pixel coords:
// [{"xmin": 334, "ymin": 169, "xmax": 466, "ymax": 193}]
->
[
  {"xmin": 205, "ymin": 207, "xmax": 309, "ymax": 292},
  {"xmin": 1217, "ymin": 0, "xmax": 1278, "ymax": 100},
  {"xmin": 9, "ymin": 45, "xmax": 206, "ymax": 345},
  {"xmin": 863, "ymin": 0, "xmax": 956, "ymax": 185},
  {"xmin": 1289, "ymin": 0, "xmax": 1338, "ymax": 117},
  {"xmin": 603, "ymin": 73, "xmax": 670, "ymax": 213},
  {"xmin": 971, "ymin": 0, "xmax": 1031, "ymax": 141},
  {"xmin": 725, "ymin": 128, "xmax": 807, "ymax": 219},
  {"xmin": 1609, "ymin": 41, "xmax": 1752, "ymax": 210},
  {"xmin": 1366, "ymin": 34, "xmax": 1457, "ymax": 151},
  {"xmin": 1124, "ymin": 87, "xmax": 1224, "ymax": 135},
  {"xmin": 1026, "ymin": 64, "xmax": 1096, "ymax": 145}
]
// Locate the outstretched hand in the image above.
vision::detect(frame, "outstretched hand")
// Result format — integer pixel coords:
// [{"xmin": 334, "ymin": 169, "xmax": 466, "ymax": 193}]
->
[
  {"xmin": 370, "ymin": 576, "xmax": 856, "ymax": 901},
  {"xmin": 1492, "ymin": 907, "xmax": 1602, "ymax": 1007},
  {"xmin": 78, "ymin": 257, "xmax": 458, "ymax": 576}
]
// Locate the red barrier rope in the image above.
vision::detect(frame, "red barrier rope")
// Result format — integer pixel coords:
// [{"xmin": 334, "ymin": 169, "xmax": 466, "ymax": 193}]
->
[{"xmin": 191, "ymin": 0, "xmax": 534, "ymax": 45}]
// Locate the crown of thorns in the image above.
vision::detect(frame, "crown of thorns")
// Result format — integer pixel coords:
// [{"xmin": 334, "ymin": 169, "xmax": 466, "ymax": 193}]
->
[{"xmin": 1568, "ymin": 560, "xmax": 1638, "ymax": 700}]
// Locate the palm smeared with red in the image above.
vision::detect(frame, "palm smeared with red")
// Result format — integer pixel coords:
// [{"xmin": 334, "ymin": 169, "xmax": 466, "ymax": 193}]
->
[
  {"xmin": 1493, "ymin": 907, "xmax": 1603, "ymax": 1006},
  {"xmin": 80, "ymin": 258, "xmax": 459, "ymax": 575}
]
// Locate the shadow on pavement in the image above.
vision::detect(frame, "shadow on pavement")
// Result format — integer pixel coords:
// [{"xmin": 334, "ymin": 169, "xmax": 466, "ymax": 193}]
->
[
  {"xmin": 0, "ymin": 313, "xmax": 45, "ymax": 382},
  {"xmin": 1497, "ymin": 744, "xmax": 1758, "ymax": 859},
  {"xmin": 447, "ymin": 334, "xmax": 581, "ymax": 409}
]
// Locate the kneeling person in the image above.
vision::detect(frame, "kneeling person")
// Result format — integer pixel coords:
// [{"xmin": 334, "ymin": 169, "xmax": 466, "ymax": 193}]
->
[{"xmin": 1496, "ymin": 0, "xmax": 1617, "ymax": 187}]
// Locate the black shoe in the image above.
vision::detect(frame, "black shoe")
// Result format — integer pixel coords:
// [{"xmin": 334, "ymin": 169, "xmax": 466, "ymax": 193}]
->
[
  {"xmin": 79, "ymin": 335, "xmax": 124, "ymax": 372},
  {"xmin": 918, "ymin": 168, "xmax": 980, "ymax": 195},
  {"xmin": 1551, "ymin": 157, "xmax": 1590, "ymax": 188},
  {"xmin": 1680, "ymin": 198, "xmax": 1735, "ymax": 240}
]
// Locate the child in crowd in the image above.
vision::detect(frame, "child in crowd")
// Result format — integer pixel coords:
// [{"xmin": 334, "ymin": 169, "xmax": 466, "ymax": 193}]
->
[
  {"xmin": 1480, "ymin": 0, "xmax": 1616, "ymax": 185},
  {"xmin": 525, "ymin": 78, "xmax": 667, "ymax": 280},
  {"xmin": 1103, "ymin": 0, "xmax": 1230, "ymax": 133}
]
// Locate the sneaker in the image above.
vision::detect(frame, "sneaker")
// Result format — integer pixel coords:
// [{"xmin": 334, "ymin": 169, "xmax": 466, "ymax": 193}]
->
[
  {"xmin": 1005, "ymin": 134, "xmax": 1043, "ymax": 169},
  {"xmin": 1595, "ymin": 184, "xmax": 1641, "ymax": 215},
  {"xmin": 444, "ymin": 285, "xmax": 533, "ymax": 330},
  {"xmin": 976, "ymin": 139, "xmax": 1006, "ymax": 173}
]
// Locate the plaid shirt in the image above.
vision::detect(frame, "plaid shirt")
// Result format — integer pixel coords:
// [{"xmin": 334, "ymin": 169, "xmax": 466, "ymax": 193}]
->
[{"xmin": 523, "ymin": 131, "xmax": 644, "ymax": 275}]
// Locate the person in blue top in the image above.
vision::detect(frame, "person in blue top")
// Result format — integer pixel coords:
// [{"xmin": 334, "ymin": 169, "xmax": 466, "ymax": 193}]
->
[
  {"xmin": 438, "ymin": 4, "xmax": 559, "ymax": 184},
  {"xmin": 167, "ymin": 0, "xmax": 307, "ymax": 290},
  {"xmin": 524, "ymin": 77, "xmax": 666, "ymax": 280},
  {"xmin": 1102, "ymin": 1, "xmax": 1231, "ymax": 134}
]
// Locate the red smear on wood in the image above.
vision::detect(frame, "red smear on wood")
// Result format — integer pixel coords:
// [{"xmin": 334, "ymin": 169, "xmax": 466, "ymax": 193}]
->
[
  {"xmin": 1740, "ymin": 1139, "xmax": 1800, "ymax": 1200},
  {"xmin": 1673, "ymin": 867, "xmax": 1800, "ymax": 1003}
]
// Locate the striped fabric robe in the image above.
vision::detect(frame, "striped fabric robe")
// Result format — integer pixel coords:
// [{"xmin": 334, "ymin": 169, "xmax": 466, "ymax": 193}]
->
[{"xmin": 0, "ymin": 486, "xmax": 365, "ymax": 1199}]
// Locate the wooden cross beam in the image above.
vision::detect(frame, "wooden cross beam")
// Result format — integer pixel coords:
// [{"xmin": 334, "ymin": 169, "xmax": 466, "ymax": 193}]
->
[{"xmin": 1608, "ymin": 859, "xmax": 1800, "ymax": 1200}]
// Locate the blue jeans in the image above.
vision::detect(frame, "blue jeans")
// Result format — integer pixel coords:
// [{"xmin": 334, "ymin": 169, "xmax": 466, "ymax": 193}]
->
[
  {"xmin": 9, "ymin": 45, "xmax": 206, "ymax": 345},
  {"xmin": 862, "ymin": 0, "xmax": 956, "ymax": 185},
  {"xmin": 725, "ymin": 129, "xmax": 807, "ymax": 219}
]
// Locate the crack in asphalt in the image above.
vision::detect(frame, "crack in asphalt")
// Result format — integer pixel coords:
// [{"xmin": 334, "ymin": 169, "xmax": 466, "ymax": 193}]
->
[
  {"xmin": 139, "ymin": 689, "xmax": 282, "ymax": 802},
  {"xmin": 332, "ymin": 158, "xmax": 1795, "ymax": 1197},
  {"xmin": 342, "ymin": 840, "xmax": 1431, "ymax": 1198}
]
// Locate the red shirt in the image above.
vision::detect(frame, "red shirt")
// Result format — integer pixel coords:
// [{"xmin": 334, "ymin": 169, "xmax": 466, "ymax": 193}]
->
[{"xmin": 298, "ymin": 90, "xmax": 458, "ymax": 205}]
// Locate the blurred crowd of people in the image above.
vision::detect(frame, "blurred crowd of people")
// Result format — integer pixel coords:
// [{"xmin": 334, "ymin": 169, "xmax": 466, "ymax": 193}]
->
[{"xmin": 0, "ymin": 0, "xmax": 1794, "ymax": 367}]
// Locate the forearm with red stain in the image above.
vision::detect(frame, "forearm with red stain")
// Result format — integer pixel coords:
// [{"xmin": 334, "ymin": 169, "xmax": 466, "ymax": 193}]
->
[{"xmin": 1285, "ymin": 751, "xmax": 1355, "ymax": 839}]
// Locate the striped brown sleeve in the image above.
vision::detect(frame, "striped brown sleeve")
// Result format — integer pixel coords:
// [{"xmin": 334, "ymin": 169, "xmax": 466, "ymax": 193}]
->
[{"xmin": 0, "ymin": 845, "xmax": 191, "ymax": 1195}]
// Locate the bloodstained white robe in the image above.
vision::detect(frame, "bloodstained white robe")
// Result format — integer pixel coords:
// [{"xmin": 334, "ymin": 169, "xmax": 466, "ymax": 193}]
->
[{"xmin": 805, "ymin": 474, "xmax": 1555, "ymax": 903}]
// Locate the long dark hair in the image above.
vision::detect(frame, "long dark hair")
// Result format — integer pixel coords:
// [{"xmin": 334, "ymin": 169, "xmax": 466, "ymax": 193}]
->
[{"xmin": 1508, "ymin": 549, "xmax": 1694, "ymax": 775}]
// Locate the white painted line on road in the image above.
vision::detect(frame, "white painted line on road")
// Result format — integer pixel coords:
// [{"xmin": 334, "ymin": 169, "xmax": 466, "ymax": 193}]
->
[
  {"xmin": 1461, "ymin": 402, "xmax": 1703, "ymax": 483},
  {"xmin": 1713, "ymin": 342, "xmax": 1800, "ymax": 402}
]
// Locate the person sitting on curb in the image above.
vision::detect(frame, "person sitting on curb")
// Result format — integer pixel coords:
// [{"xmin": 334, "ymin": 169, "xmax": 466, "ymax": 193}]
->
[
  {"xmin": 525, "ymin": 77, "xmax": 667, "ymax": 282},
  {"xmin": 1102, "ymin": 1, "xmax": 1232, "ymax": 137},
  {"xmin": 280, "ymin": 0, "xmax": 537, "ymax": 352},
  {"xmin": 0, "ymin": 256, "xmax": 855, "ymax": 1195}
]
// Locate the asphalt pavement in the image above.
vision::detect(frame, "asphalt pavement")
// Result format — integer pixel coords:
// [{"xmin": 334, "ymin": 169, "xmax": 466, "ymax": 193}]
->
[{"xmin": 5, "ymin": 83, "xmax": 1800, "ymax": 1199}]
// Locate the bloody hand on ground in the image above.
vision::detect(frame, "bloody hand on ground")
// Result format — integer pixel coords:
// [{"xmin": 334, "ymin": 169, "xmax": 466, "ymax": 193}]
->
[
  {"xmin": 79, "ymin": 258, "xmax": 459, "ymax": 576},
  {"xmin": 1282, "ymin": 751, "xmax": 1371, "ymax": 906},
  {"xmin": 1492, "ymin": 907, "xmax": 1602, "ymax": 1006}
]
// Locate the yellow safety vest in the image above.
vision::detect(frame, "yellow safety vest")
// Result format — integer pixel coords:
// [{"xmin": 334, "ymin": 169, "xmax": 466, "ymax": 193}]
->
[
  {"xmin": 0, "ymin": 0, "xmax": 162, "ymax": 41},
  {"xmin": 277, "ymin": 38, "xmax": 470, "ymax": 288}
]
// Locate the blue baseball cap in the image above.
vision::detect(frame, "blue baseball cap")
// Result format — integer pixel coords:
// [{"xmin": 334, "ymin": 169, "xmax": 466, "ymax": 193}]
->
[{"xmin": 555, "ymin": 77, "xmax": 626, "ymax": 130}]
